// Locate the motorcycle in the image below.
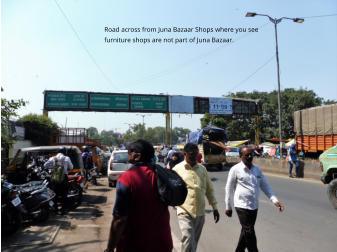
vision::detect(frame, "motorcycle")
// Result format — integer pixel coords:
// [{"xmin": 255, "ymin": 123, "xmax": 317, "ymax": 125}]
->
[
  {"xmin": 14, "ymin": 180, "xmax": 56, "ymax": 222},
  {"xmin": 2, "ymin": 180, "xmax": 56, "ymax": 229},
  {"xmin": 1, "ymin": 181, "xmax": 22, "ymax": 234},
  {"xmin": 66, "ymin": 173, "xmax": 85, "ymax": 208},
  {"xmin": 26, "ymin": 157, "xmax": 85, "ymax": 210},
  {"xmin": 88, "ymin": 166, "xmax": 98, "ymax": 186}
]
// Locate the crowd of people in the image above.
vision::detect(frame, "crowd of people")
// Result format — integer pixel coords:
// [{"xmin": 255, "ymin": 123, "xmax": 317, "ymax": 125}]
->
[{"xmin": 104, "ymin": 139, "xmax": 284, "ymax": 252}]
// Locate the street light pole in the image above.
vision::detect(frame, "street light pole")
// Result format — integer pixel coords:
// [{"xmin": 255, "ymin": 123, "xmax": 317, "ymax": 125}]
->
[
  {"xmin": 273, "ymin": 18, "xmax": 283, "ymax": 159},
  {"xmin": 245, "ymin": 12, "xmax": 304, "ymax": 159},
  {"xmin": 136, "ymin": 114, "xmax": 151, "ymax": 138}
]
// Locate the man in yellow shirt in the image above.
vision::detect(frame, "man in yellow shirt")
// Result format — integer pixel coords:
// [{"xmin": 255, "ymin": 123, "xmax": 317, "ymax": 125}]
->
[{"xmin": 173, "ymin": 143, "xmax": 220, "ymax": 252}]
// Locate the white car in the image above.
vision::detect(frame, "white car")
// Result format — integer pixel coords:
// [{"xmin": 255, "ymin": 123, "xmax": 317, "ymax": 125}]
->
[
  {"xmin": 225, "ymin": 146, "xmax": 240, "ymax": 157},
  {"xmin": 107, "ymin": 150, "xmax": 131, "ymax": 187}
]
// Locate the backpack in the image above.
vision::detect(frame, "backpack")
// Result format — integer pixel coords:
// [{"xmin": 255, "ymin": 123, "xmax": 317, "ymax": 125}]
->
[
  {"xmin": 51, "ymin": 157, "xmax": 65, "ymax": 184},
  {"xmin": 154, "ymin": 164, "xmax": 187, "ymax": 206}
]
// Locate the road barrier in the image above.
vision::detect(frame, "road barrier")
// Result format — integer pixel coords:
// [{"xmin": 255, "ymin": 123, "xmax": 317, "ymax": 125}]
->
[{"xmin": 226, "ymin": 157, "xmax": 321, "ymax": 180}]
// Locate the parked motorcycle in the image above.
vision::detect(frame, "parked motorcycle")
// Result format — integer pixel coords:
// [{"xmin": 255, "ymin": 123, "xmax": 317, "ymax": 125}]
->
[
  {"xmin": 1, "ymin": 179, "xmax": 55, "ymax": 235},
  {"xmin": 14, "ymin": 180, "xmax": 56, "ymax": 222},
  {"xmin": 1, "ymin": 181, "xmax": 22, "ymax": 234}
]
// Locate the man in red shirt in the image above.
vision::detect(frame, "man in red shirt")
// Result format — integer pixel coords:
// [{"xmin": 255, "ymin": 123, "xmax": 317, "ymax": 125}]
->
[{"xmin": 105, "ymin": 139, "xmax": 173, "ymax": 252}]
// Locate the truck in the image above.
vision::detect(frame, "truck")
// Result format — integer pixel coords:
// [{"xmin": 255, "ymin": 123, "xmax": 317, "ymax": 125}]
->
[
  {"xmin": 319, "ymin": 145, "xmax": 337, "ymax": 209},
  {"xmin": 188, "ymin": 127, "xmax": 228, "ymax": 170},
  {"xmin": 294, "ymin": 104, "xmax": 337, "ymax": 153},
  {"xmin": 51, "ymin": 128, "xmax": 106, "ymax": 174}
]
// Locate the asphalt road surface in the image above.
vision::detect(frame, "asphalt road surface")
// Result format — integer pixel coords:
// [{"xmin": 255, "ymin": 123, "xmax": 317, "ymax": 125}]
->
[
  {"xmin": 2, "ymin": 163, "xmax": 336, "ymax": 252},
  {"xmin": 169, "ymin": 165, "xmax": 337, "ymax": 252}
]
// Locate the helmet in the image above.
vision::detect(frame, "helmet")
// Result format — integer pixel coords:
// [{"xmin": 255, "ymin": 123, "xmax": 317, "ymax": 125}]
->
[{"xmin": 82, "ymin": 145, "xmax": 89, "ymax": 152}]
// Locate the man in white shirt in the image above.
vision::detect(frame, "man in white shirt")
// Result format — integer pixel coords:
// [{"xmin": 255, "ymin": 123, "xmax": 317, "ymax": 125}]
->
[
  {"xmin": 225, "ymin": 146, "xmax": 284, "ymax": 252},
  {"xmin": 44, "ymin": 147, "xmax": 73, "ymax": 214}
]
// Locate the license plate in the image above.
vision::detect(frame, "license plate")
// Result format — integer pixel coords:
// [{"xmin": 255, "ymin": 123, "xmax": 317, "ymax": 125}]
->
[
  {"xmin": 11, "ymin": 197, "xmax": 21, "ymax": 207},
  {"xmin": 49, "ymin": 200, "xmax": 54, "ymax": 207},
  {"xmin": 80, "ymin": 182, "xmax": 84, "ymax": 188}
]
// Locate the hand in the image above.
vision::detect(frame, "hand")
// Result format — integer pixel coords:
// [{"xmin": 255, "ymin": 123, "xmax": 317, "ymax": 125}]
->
[
  {"xmin": 225, "ymin": 210, "xmax": 232, "ymax": 217},
  {"xmin": 213, "ymin": 209, "xmax": 220, "ymax": 223},
  {"xmin": 274, "ymin": 201, "xmax": 284, "ymax": 212}
]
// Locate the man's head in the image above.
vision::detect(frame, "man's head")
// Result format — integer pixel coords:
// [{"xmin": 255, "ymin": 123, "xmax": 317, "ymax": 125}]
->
[
  {"xmin": 172, "ymin": 152, "xmax": 180, "ymax": 161},
  {"xmin": 240, "ymin": 147, "xmax": 254, "ymax": 168},
  {"xmin": 82, "ymin": 146, "xmax": 89, "ymax": 152},
  {"xmin": 183, "ymin": 143, "xmax": 199, "ymax": 167},
  {"xmin": 127, "ymin": 139, "xmax": 154, "ymax": 164},
  {"xmin": 58, "ymin": 147, "xmax": 67, "ymax": 155}
]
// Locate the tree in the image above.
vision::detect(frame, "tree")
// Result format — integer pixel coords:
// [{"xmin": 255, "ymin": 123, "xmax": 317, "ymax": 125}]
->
[
  {"xmin": 17, "ymin": 114, "xmax": 59, "ymax": 146},
  {"xmin": 323, "ymin": 99, "xmax": 337, "ymax": 105},
  {"xmin": 1, "ymin": 89, "xmax": 27, "ymax": 159},
  {"xmin": 172, "ymin": 127, "xmax": 191, "ymax": 144},
  {"xmin": 100, "ymin": 130, "xmax": 114, "ymax": 146},
  {"xmin": 201, "ymin": 88, "xmax": 323, "ymax": 142},
  {"xmin": 87, "ymin": 127, "xmax": 99, "ymax": 138}
]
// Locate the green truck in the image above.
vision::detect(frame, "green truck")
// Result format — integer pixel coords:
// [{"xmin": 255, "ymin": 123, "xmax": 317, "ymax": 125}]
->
[{"xmin": 319, "ymin": 145, "xmax": 337, "ymax": 209}]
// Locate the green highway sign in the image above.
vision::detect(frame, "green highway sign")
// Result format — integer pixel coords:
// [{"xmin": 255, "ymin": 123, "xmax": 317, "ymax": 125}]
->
[
  {"xmin": 131, "ymin": 95, "xmax": 167, "ymax": 111},
  {"xmin": 45, "ymin": 92, "xmax": 88, "ymax": 109},
  {"xmin": 90, "ymin": 94, "xmax": 129, "ymax": 110}
]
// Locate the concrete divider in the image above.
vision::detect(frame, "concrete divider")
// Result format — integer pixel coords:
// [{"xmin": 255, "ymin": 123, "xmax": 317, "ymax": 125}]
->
[{"xmin": 225, "ymin": 157, "xmax": 321, "ymax": 181}]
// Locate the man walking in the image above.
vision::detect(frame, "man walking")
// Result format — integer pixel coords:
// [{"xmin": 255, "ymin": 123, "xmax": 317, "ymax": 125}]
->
[
  {"xmin": 105, "ymin": 139, "xmax": 172, "ymax": 252},
  {"xmin": 173, "ymin": 143, "xmax": 220, "ymax": 252},
  {"xmin": 225, "ymin": 146, "xmax": 284, "ymax": 252},
  {"xmin": 287, "ymin": 143, "xmax": 299, "ymax": 177}
]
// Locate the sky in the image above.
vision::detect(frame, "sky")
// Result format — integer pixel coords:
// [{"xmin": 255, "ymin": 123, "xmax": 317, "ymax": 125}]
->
[{"xmin": 2, "ymin": 0, "xmax": 337, "ymax": 134}]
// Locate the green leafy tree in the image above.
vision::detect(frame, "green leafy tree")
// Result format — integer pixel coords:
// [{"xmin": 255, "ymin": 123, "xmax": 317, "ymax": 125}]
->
[
  {"xmin": 172, "ymin": 127, "xmax": 191, "ymax": 144},
  {"xmin": 201, "ymin": 88, "xmax": 323, "ymax": 142},
  {"xmin": 17, "ymin": 114, "xmax": 59, "ymax": 146},
  {"xmin": 323, "ymin": 99, "xmax": 337, "ymax": 105},
  {"xmin": 1, "ymin": 90, "xmax": 27, "ymax": 159},
  {"xmin": 88, "ymin": 127, "xmax": 99, "ymax": 138},
  {"xmin": 100, "ymin": 130, "xmax": 114, "ymax": 146}
]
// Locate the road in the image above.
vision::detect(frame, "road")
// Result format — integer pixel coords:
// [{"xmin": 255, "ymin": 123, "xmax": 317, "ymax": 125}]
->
[
  {"xmin": 2, "ymin": 164, "xmax": 337, "ymax": 252},
  {"xmin": 171, "ymin": 166, "xmax": 337, "ymax": 252}
]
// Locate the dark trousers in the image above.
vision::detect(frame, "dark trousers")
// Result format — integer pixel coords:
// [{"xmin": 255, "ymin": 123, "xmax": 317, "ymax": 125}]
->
[
  {"xmin": 235, "ymin": 207, "xmax": 258, "ymax": 252},
  {"xmin": 52, "ymin": 176, "xmax": 68, "ymax": 210}
]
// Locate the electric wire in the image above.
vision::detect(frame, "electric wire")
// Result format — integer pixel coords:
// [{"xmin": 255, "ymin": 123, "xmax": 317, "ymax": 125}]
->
[
  {"xmin": 132, "ymin": 22, "xmax": 271, "ymax": 85},
  {"xmin": 53, "ymin": 0, "xmax": 120, "ymax": 91},
  {"xmin": 228, "ymin": 55, "xmax": 276, "ymax": 93},
  {"xmin": 299, "ymin": 13, "xmax": 337, "ymax": 19}
]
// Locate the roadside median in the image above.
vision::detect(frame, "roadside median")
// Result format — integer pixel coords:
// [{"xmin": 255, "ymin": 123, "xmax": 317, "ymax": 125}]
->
[{"xmin": 226, "ymin": 157, "xmax": 321, "ymax": 181}]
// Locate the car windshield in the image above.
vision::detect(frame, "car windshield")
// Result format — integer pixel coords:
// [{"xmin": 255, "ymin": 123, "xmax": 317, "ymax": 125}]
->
[
  {"xmin": 113, "ymin": 152, "xmax": 128, "ymax": 163},
  {"xmin": 229, "ymin": 147, "xmax": 239, "ymax": 152}
]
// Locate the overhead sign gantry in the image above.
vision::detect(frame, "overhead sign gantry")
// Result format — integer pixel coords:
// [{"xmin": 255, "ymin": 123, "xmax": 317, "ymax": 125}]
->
[
  {"xmin": 43, "ymin": 90, "xmax": 261, "ymax": 145},
  {"xmin": 44, "ymin": 90, "xmax": 260, "ymax": 115}
]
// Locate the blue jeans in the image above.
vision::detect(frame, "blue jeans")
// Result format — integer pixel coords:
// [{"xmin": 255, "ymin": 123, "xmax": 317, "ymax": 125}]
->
[{"xmin": 288, "ymin": 160, "xmax": 299, "ymax": 176}]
